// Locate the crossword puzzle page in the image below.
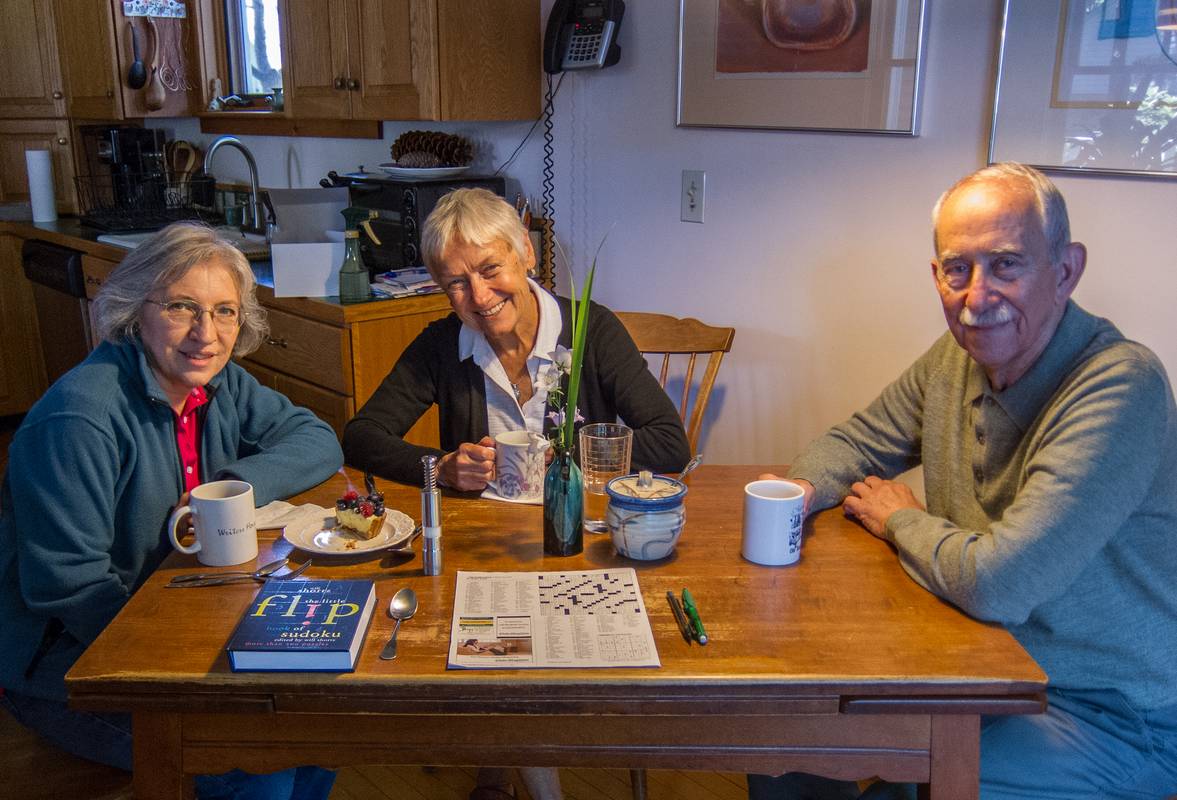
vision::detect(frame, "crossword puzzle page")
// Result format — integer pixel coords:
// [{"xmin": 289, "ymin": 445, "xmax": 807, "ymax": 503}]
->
[{"xmin": 447, "ymin": 569, "xmax": 661, "ymax": 669}]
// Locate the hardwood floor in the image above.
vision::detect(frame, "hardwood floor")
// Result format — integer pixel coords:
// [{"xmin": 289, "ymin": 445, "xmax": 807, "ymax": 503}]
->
[
  {"xmin": 329, "ymin": 767, "xmax": 748, "ymax": 800},
  {"xmin": 2, "ymin": 413, "xmax": 748, "ymax": 799}
]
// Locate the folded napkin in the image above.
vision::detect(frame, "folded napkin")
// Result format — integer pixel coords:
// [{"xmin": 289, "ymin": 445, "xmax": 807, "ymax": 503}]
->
[
  {"xmin": 255, "ymin": 501, "xmax": 333, "ymax": 531},
  {"xmin": 480, "ymin": 486, "xmax": 543, "ymax": 505}
]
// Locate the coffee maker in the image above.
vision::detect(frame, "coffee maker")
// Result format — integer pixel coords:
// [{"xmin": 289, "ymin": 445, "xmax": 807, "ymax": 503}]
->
[{"xmin": 77, "ymin": 125, "xmax": 168, "ymax": 217}]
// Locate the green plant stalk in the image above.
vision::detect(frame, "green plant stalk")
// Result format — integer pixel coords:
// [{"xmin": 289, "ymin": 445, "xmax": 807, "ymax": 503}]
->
[{"xmin": 562, "ymin": 262, "xmax": 595, "ymax": 451}]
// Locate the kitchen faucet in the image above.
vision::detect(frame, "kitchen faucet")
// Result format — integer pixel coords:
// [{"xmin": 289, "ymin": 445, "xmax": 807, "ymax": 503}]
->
[{"xmin": 203, "ymin": 136, "xmax": 267, "ymax": 235}]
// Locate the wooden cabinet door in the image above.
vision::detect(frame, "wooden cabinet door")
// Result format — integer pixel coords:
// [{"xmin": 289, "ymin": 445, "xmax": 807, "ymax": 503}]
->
[
  {"xmin": 110, "ymin": 3, "xmax": 200, "ymax": 118},
  {"xmin": 0, "ymin": 119, "xmax": 77, "ymax": 213},
  {"xmin": 0, "ymin": 0, "xmax": 66, "ymax": 119},
  {"xmin": 0, "ymin": 235, "xmax": 49, "ymax": 415},
  {"xmin": 283, "ymin": 0, "xmax": 353, "ymax": 119},
  {"xmin": 55, "ymin": 0, "xmax": 123, "ymax": 119},
  {"xmin": 436, "ymin": 0, "xmax": 540, "ymax": 121},
  {"xmin": 347, "ymin": 0, "xmax": 438, "ymax": 121}
]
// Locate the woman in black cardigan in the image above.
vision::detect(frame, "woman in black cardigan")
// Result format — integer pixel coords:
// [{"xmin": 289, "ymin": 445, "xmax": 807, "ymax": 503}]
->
[{"xmin": 343, "ymin": 188, "xmax": 689, "ymax": 491}]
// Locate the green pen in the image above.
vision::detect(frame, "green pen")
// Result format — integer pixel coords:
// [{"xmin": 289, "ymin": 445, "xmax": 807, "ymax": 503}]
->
[{"xmin": 681, "ymin": 588, "xmax": 709, "ymax": 645}]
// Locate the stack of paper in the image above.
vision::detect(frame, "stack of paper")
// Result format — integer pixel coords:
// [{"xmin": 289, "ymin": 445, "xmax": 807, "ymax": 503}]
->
[{"xmin": 372, "ymin": 267, "xmax": 441, "ymax": 299}]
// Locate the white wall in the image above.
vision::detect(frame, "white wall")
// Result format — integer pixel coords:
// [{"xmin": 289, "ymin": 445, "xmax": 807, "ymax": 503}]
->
[
  {"xmin": 534, "ymin": 0, "xmax": 1177, "ymax": 465},
  {"xmin": 162, "ymin": 0, "xmax": 1177, "ymax": 467}
]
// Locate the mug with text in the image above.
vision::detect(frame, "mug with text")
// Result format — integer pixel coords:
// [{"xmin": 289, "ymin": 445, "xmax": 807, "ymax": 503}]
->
[
  {"xmin": 742, "ymin": 479, "xmax": 805, "ymax": 565},
  {"xmin": 492, "ymin": 430, "xmax": 548, "ymax": 502},
  {"xmin": 168, "ymin": 480, "xmax": 258, "ymax": 566}
]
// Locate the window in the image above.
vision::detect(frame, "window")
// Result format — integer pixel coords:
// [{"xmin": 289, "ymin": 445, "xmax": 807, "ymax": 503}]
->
[{"xmin": 224, "ymin": 0, "xmax": 282, "ymax": 96}]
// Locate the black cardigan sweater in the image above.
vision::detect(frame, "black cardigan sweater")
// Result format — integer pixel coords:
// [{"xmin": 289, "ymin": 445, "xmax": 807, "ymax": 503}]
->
[{"xmin": 342, "ymin": 298, "xmax": 690, "ymax": 487}]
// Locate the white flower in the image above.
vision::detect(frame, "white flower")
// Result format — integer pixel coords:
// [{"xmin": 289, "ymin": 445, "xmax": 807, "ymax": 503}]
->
[
  {"xmin": 550, "ymin": 345, "xmax": 573, "ymax": 373},
  {"xmin": 535, "ymin": 363, "xmax": 562, "ymax": 392}
]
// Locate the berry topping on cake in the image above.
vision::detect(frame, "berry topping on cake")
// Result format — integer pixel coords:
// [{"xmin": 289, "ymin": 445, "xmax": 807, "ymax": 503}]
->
[{"xmin": 334, "ymin": 488, "xmax": 385, "ymax": 539}]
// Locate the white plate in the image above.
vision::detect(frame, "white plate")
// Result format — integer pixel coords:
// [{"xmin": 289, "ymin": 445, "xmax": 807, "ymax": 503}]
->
[
  {"xmin": 283, "ymin": 509, "xmax": 415, "ymax": 555},
  {"xmin": 377, "ymin": 163, "xmax": 471, "ymax": 180}
]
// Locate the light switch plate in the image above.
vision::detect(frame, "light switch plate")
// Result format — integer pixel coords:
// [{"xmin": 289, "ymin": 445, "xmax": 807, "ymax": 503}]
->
[{"xmin": 681, "ymin": 170, "xmax": 705, "ymax": 223}]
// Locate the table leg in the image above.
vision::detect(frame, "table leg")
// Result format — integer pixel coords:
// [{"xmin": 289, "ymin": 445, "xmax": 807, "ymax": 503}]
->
[
  {"xmin": 919, "ymin": 714, "xmax": 980, "ymax": 800},
  {"xmin": 132, "ymin": 712, "xmax": 191, "ymax": 799}
]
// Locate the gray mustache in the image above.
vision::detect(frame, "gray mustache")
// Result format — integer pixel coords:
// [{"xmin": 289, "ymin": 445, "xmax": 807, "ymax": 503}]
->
[{"xmin": 959, "ymin": 304, "xmax": 1014, "ymax": 327}]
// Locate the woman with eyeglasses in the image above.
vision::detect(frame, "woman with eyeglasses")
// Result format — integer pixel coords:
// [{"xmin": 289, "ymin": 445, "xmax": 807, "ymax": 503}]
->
[{"xmin": 0, "ymin": 223, "xmax": 342, "ymax": 799}]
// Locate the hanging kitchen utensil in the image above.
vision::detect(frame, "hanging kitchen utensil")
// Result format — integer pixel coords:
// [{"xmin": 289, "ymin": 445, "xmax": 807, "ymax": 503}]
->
[
  {"xmin": 144, "ymin": 17, "xmax": 166, "ymax": 111},
  {"xmin": 126, "ymin": 20, "xmax": 147, "ymax": 89}
]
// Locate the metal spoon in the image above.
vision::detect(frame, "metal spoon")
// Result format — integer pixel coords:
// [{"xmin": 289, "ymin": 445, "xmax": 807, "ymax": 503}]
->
[
  {"xmin": 168, "ymin": 556, "xmax": 289, "ymax": 585},
  {"xmin": 379, "ymin": 588, "xmax": 418, "ymax": 660},
  {"xmin": 676, "ymin": 454, "xmax": 704, "ymax": 482}
]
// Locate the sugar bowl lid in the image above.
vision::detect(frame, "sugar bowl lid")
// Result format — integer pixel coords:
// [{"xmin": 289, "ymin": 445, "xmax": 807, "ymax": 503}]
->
[{"xmin": 606, "ymin": 470, "xmax": 687, "ymax": 512}]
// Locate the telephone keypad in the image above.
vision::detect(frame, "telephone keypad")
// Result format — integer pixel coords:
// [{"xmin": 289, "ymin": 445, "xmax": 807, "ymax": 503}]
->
[{"xmin": 567, "ymin": 34, "xmax": 604, "ymax": 63}]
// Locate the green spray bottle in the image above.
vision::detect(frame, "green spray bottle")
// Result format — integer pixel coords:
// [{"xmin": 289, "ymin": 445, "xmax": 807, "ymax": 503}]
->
[{"xmin": 339, "ymin": 207, "xmax": 381, "ymax": 304}]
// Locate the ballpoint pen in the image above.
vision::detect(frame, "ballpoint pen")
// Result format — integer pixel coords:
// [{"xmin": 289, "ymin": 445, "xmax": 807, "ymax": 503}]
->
[
  {"xmin": 666, "ymin": 590, "xmax": 693, "ymax": 645},
  {"xmin": 681, "ymin": 587, "xmax": 709, "ymax": 645}
]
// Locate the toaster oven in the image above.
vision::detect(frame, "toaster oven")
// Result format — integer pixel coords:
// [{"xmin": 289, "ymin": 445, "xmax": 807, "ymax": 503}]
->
[{"xmin": 347, "ymin": 175, "xmax": 506, "ymax": 274}]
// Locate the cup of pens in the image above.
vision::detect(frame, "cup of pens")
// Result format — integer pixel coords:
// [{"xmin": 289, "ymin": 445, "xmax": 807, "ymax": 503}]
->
[{"xmin": 605, "ymin": 471, "xmax": 687, "ymax": 560}]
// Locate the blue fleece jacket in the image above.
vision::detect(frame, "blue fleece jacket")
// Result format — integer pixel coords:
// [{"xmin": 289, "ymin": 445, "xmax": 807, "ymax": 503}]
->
[{"xmin": 0, "ymin": 338, "xmax": 342, "ymax": 700}]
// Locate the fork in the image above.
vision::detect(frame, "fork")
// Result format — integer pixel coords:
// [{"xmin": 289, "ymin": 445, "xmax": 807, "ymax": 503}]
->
[{"xmin": 167, "ymin": 559, "xmax": 312, "ymax": 588}]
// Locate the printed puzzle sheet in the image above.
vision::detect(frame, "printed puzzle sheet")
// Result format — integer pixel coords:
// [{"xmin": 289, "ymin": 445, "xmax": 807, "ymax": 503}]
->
[{"xmin": 447, "ymin": 569, "xmax": 661, "ymax": 669}]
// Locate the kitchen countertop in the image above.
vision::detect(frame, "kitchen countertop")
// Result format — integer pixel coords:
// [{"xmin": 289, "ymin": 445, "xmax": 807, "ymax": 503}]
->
[{"xmin": 1, "ymin": 217, "xmax": 452, "ymax": 326}]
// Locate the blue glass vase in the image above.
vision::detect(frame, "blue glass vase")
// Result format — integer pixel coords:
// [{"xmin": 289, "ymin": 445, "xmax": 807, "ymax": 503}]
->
[{"xmin": 543, "ymin": 450, "xmax": 584, "ymax": 556}]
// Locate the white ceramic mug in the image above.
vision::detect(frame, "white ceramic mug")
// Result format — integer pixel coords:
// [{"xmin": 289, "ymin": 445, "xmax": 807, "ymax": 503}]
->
[
  {"xmin": 168, "ymin": 480, "xmax": 258, "ymax": 566},
  {"xmin": 492, "ymin": 430, "xmax": 548, "ymax": 502},
  {"xmin": 742, "ymin": 479, "xmax": 805, "ymax": 565}
]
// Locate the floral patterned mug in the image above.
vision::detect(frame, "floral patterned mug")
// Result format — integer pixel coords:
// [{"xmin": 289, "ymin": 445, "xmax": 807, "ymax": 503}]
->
[{"xmin": 492, "ymin": 430, "xmax": 548, "ymax": 502}]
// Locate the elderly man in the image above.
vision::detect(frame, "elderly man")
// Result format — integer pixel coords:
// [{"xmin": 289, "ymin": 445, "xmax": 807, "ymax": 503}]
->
[{"xmin": 749, "ymin": 163, "xmax": 1177, "ymax": 799}]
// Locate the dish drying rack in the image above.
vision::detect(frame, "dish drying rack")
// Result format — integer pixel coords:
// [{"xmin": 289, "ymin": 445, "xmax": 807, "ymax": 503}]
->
[{"xmin": 74, "ymin": 172, "xmax": 217, "ymax": 232}]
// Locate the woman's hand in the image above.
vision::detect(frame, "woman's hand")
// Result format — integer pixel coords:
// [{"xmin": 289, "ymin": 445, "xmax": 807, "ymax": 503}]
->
[{"xmin": 438, "ymin": 436, "xmax": 496, "ymax": 491}]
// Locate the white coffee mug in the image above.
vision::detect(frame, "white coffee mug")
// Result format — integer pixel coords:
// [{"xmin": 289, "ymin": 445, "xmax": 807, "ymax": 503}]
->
[
  {"xmin": 742, "ymin": 479, "xmax": 806, "ymax": 565},
  {"xmin": 168, "ymin": 480, "xmax": 258, "ymax": 566},
  {"xmin": 492, "ymin": 430, "xmax": 548, "ymax": 502}
]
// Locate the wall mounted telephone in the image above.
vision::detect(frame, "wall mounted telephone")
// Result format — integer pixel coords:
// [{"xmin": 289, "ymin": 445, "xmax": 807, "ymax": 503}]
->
[{"xmin": 543, "ymin": 0, "xmax": 625, "ymax": 73}]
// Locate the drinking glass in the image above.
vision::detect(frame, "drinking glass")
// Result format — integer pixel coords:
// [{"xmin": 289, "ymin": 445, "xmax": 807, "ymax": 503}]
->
[{"xmin": 578, "ymin": 423, "xmax": 633, "ymax": 533}]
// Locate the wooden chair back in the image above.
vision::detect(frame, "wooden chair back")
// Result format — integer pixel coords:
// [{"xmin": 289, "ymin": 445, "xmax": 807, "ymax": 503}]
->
[{"xmin": 615, "ymin": 311, "xmax": 735, "ymax": 455}]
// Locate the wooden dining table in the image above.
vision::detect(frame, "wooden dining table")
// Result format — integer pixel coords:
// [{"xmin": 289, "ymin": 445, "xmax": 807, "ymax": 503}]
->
[{"xmin": 66, "ymin": 465, "xmax": 1047, "ymax": 800}]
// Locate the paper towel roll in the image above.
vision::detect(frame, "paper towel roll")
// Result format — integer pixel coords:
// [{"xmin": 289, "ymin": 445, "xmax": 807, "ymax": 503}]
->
[{"xmin": 25, "ymin": 150, "xmax": 57, "ymax": 223}]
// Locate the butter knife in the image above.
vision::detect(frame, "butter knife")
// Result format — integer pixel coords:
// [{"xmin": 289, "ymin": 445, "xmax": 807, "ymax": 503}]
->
[{"xmin": 167, "ymin": 559, "xmax": 311, "ymax": 588}]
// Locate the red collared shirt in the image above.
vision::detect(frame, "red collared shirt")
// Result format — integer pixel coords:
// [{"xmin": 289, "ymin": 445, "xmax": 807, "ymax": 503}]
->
[{"xmin": 175, "ymin": 387, "xmax": 210, "ymax": 493}]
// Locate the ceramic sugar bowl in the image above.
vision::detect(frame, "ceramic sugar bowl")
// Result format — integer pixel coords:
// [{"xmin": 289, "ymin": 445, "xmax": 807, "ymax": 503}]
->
[{"xmin": 605, "ymin": 471, "xmax": 688, "ymax": 560}]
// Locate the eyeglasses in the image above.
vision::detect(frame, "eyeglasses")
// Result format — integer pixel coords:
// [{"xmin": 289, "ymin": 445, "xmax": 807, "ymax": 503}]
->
[{"xmin": 146, "ymin": 299, "xmax": 243, "ymax": 331}]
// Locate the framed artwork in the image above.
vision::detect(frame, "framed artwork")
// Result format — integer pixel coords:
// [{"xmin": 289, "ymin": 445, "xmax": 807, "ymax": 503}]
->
[
  {"xmin": 676, "ymin": 0, "xmax": 929, "ymax": 134},
  {"xmin": 990, "ymin": 0, "xmax": 1177, "ymax": 177}
]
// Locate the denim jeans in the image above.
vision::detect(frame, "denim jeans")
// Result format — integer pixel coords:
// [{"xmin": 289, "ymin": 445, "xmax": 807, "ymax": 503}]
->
[
  {"xmin": 747, "ymin": 688, "xmax": 1177, "ymax": 800},
  {"xmin": 1, "ymin": 691, "xmax": 336, "ymax": 800}
]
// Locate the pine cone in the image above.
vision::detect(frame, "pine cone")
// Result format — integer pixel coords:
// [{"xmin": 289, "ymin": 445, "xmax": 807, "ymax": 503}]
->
[{"xmin": 391, "ymin": 130, "xmax": 473, "ymax": 167}]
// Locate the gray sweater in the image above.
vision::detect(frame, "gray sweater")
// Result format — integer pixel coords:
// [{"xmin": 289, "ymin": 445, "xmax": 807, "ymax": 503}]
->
[{"xmin": 789, "ymin": 301, "xmax": 1177, "ymax": 709}]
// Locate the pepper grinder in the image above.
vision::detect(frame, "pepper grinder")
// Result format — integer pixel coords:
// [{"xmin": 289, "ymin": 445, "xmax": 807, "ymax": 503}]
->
[{"xmin": 421, "ymin": 455, "xmax": 442, "ymax": 575}]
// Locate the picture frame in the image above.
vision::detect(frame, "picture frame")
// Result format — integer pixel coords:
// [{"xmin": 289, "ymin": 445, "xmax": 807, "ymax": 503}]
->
[
  {"xmin": 676, "ymin": 0, "xmax": 929, "ymax": 134},
  {"xmin": 990, "ymin": 0, "xmax": 1177, "ymax": 177}
]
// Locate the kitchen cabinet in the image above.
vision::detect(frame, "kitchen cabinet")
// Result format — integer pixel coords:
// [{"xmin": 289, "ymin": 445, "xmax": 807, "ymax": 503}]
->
[
  {"xmin": 239, "ymin": 289, "xmax": 452, "ymax": 442},
  {"xmin": 81, "ymin": 253, "xmax": 118, "ymax": 350},
  {"xmin": 54, "ymin": 1, "xmax": 123, "ymax": 120},
  {"xmin": 0, "ymin": 0, "xmax": 66, "ymax": 120},
  {"xmin": 0, "ymin": 119, "xmax": 76, "ymax": 213},
  {"xmin": 0, "ymin": 233, "xmax": 48, "ymax": 416},
  {"xmin": 283, "ymin": 0, "xmax": 540, "ymax": 122},
  {"xmin": 103, "ymin": 1, "xmax": 199, "ymax": 119}
]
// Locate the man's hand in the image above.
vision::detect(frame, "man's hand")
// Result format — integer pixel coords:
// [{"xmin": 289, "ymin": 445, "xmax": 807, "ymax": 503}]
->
[
  {"xmin": 758, "ymin": 473, "xmax": 815, "ymax": 517},
  {"xmin": 842, "ymin": 476, "xmax": 924, "ymax": 538},
  {"xmin": 438, "ymin": 436, "xmax": 496, "ymax": 491}
]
